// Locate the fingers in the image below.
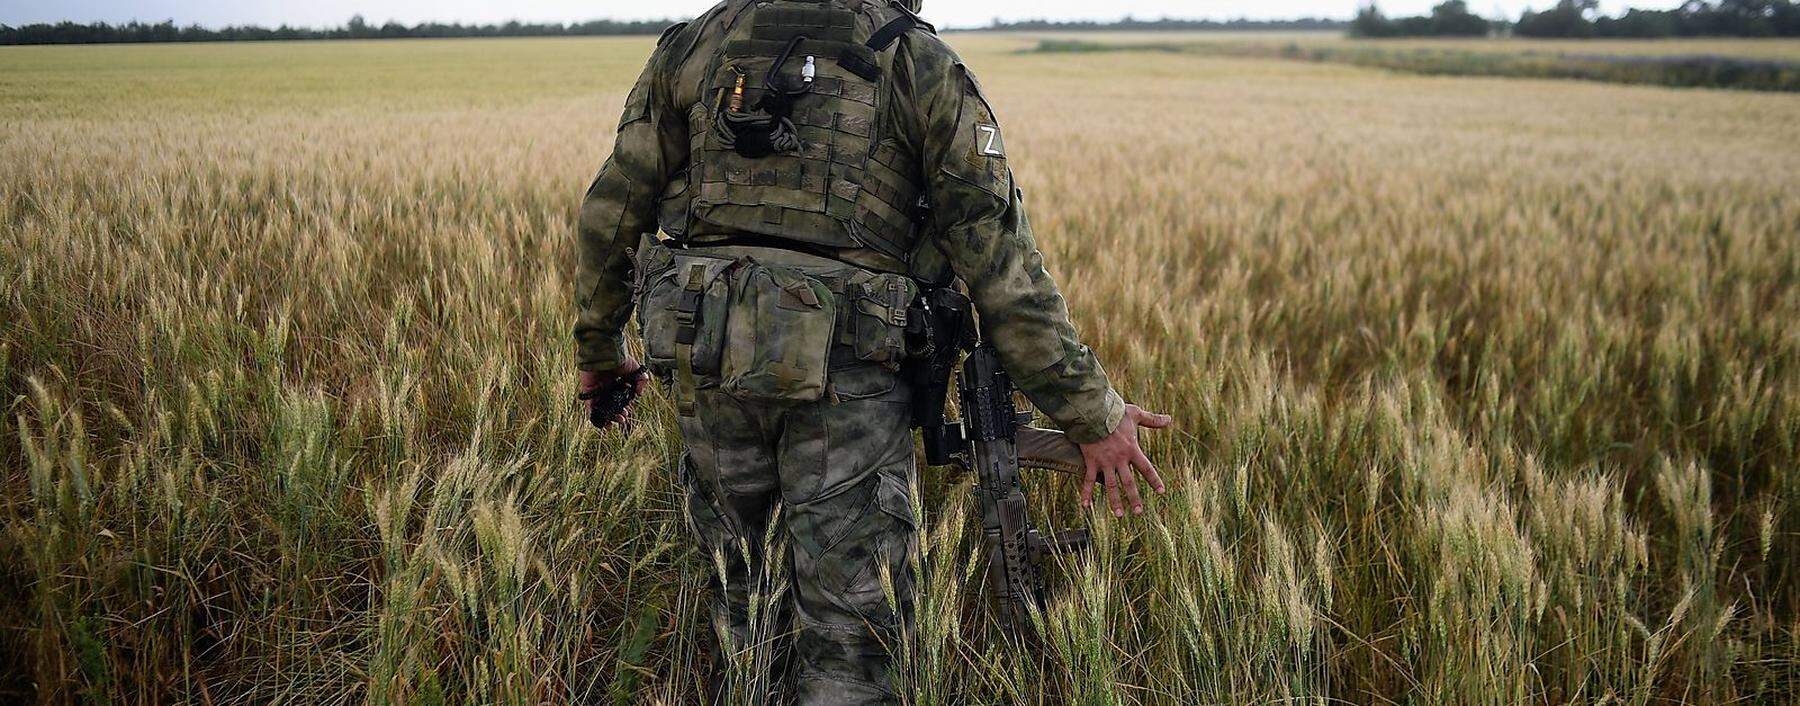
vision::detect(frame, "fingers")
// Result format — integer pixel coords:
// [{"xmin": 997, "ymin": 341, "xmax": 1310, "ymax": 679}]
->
[
  {"xmin": 1120, "ymin": 462, "xmax": 1144, "ymax": 515},
  {"xmin": 1104, "ymin": 465, "xmax": 1124, "ymax": 517},
  {"xmin": 1134, "ymin": 408, "xmax": 1174, "ymax": 429},
  {"xmin": 595, "ymin": 411, "xmax": 631, "ymax": 434},
  {"xmin": 1132, "ymin": 449, "xmax": 1167, "ymax": 494},
  {"xmin": 1081, "ymin": 459, "xmax": 1099, "ymax": 509},
  {"xmin": 1116, "ymin": 464, "xmax": 1144, "ymax": 515}
]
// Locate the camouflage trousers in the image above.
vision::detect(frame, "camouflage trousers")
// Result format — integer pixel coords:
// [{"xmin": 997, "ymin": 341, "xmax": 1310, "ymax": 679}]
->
[{"xmin": 677, "ymin": 362, "xmax": 917, "ymax": 705}]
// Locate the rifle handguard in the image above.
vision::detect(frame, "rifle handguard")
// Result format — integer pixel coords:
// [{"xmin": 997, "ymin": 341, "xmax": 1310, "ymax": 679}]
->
[{"xmin": 1032, "ymin": 528, "xmax": 1091, "ymax": 556}]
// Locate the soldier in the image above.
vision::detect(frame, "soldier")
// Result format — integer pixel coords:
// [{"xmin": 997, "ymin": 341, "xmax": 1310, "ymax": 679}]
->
[{"xmin": 573, "ymin": 1, "xmax": 1173, "ymax": 702}]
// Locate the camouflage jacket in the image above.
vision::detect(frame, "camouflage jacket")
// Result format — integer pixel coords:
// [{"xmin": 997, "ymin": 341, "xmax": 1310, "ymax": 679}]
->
[{"xmin": 573, "ymin": 0, "xmax": 1124, "ymax": 443}]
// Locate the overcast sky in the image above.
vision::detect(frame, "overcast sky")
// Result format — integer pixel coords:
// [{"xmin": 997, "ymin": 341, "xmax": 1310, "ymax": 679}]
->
[{"xmin": 0, "ymin": 1, "xmax": 1685, "ymax": 30}]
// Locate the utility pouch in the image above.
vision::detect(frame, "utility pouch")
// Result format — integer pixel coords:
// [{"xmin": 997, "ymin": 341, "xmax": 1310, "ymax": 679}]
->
[
  {"xmin": 637, "ymin": 247, "xmax": 735, "ymax": 381},
  {"xmin": 843, "ymin": 270, "xmax": 916, "ymax": 369},
  {"xmin": 722, "ymin": 261, "xmax": 836, "ymax": 402},
  {"xmin": 635, "ymin": 244, "xmax": 681, "ymax": 372},
  {"xmin": 686, "ymin": 263, "xmax": 735, "ymax": 377}
]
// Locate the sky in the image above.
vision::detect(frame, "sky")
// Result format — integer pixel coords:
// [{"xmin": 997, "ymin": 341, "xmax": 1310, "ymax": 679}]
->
[{"xmin": 0, "ymin": 1, "xmax": 1687, "ymax": 31}]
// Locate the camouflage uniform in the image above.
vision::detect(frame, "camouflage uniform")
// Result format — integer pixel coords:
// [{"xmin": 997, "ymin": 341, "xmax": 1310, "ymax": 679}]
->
[{"xmin": 573, "ymin": 1, "xmax": 1123, "ymax": 702}]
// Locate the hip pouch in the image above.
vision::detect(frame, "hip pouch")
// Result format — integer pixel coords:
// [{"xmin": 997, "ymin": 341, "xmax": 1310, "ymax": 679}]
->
[
  {"xmin": 637, "ymin": 248, "xmax": 736, "ymax": 380},
  {"xmin": 721, "ymin": 260, "xmax": 836, "ymax": 402},
  {"xmin": 841, "ymin": 269, "xmax": 916, "ymax": 369}
]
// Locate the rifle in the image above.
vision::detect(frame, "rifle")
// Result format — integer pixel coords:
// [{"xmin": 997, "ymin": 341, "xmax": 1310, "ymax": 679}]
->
[{"xmin": 907, "ymin": 291, "xmax": 1090, "ymax": 634}]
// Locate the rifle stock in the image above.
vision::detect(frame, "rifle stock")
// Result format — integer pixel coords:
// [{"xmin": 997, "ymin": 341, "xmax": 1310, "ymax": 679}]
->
[{"xmin": 1015, "ymin": 427, "xmax": 1086, "ymax": 476}]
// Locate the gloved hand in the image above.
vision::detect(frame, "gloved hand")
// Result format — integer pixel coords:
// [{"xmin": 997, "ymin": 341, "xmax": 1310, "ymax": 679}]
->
[{"xmin": 578, "ymin": 359, "xmax": 650, "ymax": 433}]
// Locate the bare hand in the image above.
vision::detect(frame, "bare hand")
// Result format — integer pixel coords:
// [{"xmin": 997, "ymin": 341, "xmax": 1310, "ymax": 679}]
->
[
  {"xmin": 1078, "ymin": 404, "xmax": 1173, "ymax": 517},
  {"xmin": 579, "ymin": 359, "xmax": 649, "ymax": 432}
]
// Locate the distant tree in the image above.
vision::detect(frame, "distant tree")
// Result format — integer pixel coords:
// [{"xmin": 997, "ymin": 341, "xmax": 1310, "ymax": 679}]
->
[
  {"xmin": 1350, "ymin": 5, "xmax": 1396, "ymax": 37},
  {"xmin": 1431, "ymin": 1, "xmax": 1493, "ymax": 36},
  {"xmin": 1781, "ymin": 1, "xmax": 1800, "ymax": 33},
  {"xmin": 1349, "ymin": 2, "xmax": 1492, "ymax": 37},
  {"xmin": 1516, "ymin": 0, "xmax": 1800, "ymax": 38},
  {"xmin": 9, "ymin": 4, "xmax": 1795, "ymax": 45},
  {"xmin": 0, "ymin": 15, "xmax": 679, "ymax": 45},
  {"xmin": 982, "ymin": 17, "xmax": 1350, "ymax": 32},
  {"xmin": 1715, "ymin": 0, "xmax": 1780, "ymax": 35},
  {"xmin": 1593, "ymin": 9, "xmax": 1682, "ymax": 37},
  {"xmin": 1516, "ymin": 0, "xmax": 1599, "ymax": 37}
]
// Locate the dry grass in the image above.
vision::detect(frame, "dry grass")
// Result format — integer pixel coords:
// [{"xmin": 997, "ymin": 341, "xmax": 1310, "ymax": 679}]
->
[{"xmin": 3, "ymin": 35, "xmax": 1797, "ymax": 704}]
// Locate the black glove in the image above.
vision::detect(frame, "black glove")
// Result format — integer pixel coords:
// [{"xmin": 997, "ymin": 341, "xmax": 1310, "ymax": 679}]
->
[{"xmin": 578, "ymin": 368, "xmax": 651, "ymax": 431}]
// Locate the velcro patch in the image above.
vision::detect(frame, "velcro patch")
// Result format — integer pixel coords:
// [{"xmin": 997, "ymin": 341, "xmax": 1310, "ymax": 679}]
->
[
  {"xmin": 975, "ymin": 124, "xmax": 1004, "ymax": 158},
  {"xmin": 943, "ymin": 66, "xmax": 1012, "ymax": 201}
]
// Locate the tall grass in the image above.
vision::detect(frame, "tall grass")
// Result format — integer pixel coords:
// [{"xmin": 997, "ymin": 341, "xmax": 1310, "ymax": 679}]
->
[{"xmin": 3, "ymin": 36, "xmax": 1797, "ymax": 704}]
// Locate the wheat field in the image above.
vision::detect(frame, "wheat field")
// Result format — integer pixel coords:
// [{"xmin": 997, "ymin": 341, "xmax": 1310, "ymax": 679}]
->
[{"xmin": 2, "ymin": 33, "xmax": 1797, "ymax": 705}]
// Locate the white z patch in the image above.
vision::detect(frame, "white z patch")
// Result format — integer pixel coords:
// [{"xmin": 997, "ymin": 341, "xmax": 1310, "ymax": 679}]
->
[{"xmin": 976, "ymin": 124, "xmax": 1004, "ymax": 157}]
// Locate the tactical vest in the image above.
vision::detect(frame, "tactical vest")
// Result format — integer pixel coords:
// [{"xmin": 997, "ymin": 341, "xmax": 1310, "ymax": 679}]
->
[{"xmin": 679, "ymin": 0, "xmax": 927, "ymax": 272}]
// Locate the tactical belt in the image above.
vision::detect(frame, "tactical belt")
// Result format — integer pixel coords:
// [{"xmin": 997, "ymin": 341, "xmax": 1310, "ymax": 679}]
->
[{"xmin": 679, "ymin": 233, "xmax": 849, "ymax": 265}]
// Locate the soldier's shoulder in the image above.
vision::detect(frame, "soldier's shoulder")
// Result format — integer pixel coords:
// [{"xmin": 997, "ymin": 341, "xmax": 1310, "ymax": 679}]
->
[
  {"xmin": 650, "ymin": 1, "xmax": 745, "ymax": 71},
  {"xmin": 655, "ymin": 21, "xmax": 688, "ymax": 47},
  {"xmin": 894, "ymin": 22, "xmax": 963, "ymax": 78},
  {"xmin": 878, "ymin": 0, "xmax": 936, "ymax": 30},
  {"xmin": 659, "ymin": 0, "xmax": 744, "ymax": 46}
]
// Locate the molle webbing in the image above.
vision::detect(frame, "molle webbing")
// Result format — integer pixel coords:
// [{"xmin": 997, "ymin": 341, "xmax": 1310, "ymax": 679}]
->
[
  {"xmin": 726, "ymin": 39, "xmax": 879, "ymax": 78},
  {"xmin": 753, "ymin": 4, "xmax": 855, "ymax": 43},
  {"xmin": 686, "ymin": 0, "xmax": 929, "ymax": 265}
]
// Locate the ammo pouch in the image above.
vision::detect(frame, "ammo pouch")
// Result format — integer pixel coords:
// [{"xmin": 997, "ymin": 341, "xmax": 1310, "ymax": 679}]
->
[
  {"xmin": 637, "ymin": 244, "xmax": 733, "ymax": 376},
  {"xmin": 636, "ymin": 240, "xmax": 917, "ymax": 409},
  {"xmin": 721, "ymin": 261, "xmax": 836, "ymax": 401}
]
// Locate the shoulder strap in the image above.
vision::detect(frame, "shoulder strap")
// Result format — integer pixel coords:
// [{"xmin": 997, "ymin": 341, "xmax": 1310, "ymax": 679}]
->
[
  {"xmin": 838, "ymin": 4, "xmax": 930, "ymax": 81},
  {"xmin": 835, "ymin": 0, "xmax": 936, "ymax": 80},
  {"xmin": 866, "ymin": 15, "xmax": 918, "ymax": 52},
  {"xmin": 883, "ymin": 0, "xmax": 936, "ymax": 35}
]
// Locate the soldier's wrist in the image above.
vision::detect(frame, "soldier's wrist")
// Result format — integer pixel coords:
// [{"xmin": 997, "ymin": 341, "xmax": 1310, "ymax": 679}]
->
[
  {"xmin": 1062, "ymin": 389, "xmax": 1126, "ymax": 444},
  {"xmin": 576, "ymin": 335, "xmax": 630, "ymax": 373}
]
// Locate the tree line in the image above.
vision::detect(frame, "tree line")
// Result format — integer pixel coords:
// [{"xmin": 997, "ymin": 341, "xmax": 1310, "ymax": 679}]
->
[
  {"xmin": 1353, "ymin": 1, "xmax": 1800, "ymax": 38},
  {"xmin": 0, "ymin": 15, "xmax": 1358, "ymax": 46},
  {"xmin": 0, "ymin": 15, "xmax": 675, "ymax": 45},
  {"xmin": 981, "ymin": 18, "xmax": 1349, "ymax": 32},
  {"xmin": 9, "ymin": 6, "xmax": 1800, "ymax": 46}
]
